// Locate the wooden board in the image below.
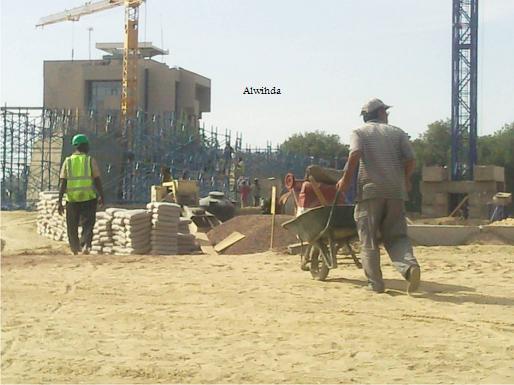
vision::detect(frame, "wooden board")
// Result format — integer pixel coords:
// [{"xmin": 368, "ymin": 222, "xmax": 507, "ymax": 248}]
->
[
  {"xmin": 214, "ymin": 231, "xmax": 246, "ymax": 253},
  {"xmin": 287, "ymin": 242, "xmax": 305, "ymax": 255}
]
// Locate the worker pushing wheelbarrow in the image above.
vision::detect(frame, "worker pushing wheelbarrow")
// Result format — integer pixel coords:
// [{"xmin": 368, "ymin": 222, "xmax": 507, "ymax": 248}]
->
[{"xmin": 282, "ymin": 190, "xmax": 361, "ymax": 281}]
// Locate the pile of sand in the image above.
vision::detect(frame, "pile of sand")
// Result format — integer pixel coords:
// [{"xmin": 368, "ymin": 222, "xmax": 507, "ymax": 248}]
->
[
  {"xmin": 489, "ymin": 217, "xmax": 514, "ymax": 226},
  {"xmin": 207, "ymin": 214, "xmax": 298, "ymax": 254},
  {"xmin": 414, "ymin": 216, "xmax": 488, "ymax": 226}
]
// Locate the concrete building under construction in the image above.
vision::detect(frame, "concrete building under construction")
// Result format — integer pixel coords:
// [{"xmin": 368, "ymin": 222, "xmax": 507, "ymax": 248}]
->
[
  {"xmin": 421, "ymin": 165, "xmax": 506, "ymax": 219},
  {"xmin": 43, "ymin": 42, "xmax": 211, "ymax": 127}
]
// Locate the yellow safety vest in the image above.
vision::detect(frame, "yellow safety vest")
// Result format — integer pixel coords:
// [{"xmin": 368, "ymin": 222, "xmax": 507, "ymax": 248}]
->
[{"xmin": 65, "ymin": 154, "xmax": 97, "ymax": 202}]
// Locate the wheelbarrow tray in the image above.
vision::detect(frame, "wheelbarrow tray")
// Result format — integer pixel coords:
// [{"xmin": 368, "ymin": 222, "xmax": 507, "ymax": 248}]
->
[{"xmin": 282, "ymin": 205, "xmax": 357, "ymax": 243}]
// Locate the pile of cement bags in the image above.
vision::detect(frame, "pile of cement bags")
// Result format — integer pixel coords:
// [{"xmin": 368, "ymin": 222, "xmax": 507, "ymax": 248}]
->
[
  {"xmin": 178, "ymin": 218, "xmax": 200, "ymax": 254},
  {"xmin": 36, "ymin": 191, "xmax": 67, "ymax": 241},
  {"xmin": 147, "ymin": 202, "xmax": 180, "ymax": 255},
  {"xmin": 110, "ymin": 209, "xmax": 152, "ymax": 255},
  {"xmin": 91, "ymin": 210, "xmax": 114, "ymax": 254},
  {"xmin": 36, "ymin": 193, "xmax": 200, "ymax": 255}
]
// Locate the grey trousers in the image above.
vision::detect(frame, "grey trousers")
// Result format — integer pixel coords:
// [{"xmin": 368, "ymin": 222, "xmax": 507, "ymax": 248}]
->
[{"xmin": 354, "ymin": 198, "xmax": 419, "ymax": 291}]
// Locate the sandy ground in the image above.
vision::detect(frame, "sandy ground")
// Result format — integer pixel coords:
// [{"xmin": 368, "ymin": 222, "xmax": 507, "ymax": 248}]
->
[{"xmin": 2, "ymin": 211, "xmax": 514, "ymax": 383}]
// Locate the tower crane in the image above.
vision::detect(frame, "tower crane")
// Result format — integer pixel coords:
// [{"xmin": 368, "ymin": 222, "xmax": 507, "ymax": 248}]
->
[
  {"xmin": 451, "ymin": 0, "xmax": 478, "ymax": 180},
  {"xmin": 36, "ymin": 0, "xmax": 144, "ymax": 126}
]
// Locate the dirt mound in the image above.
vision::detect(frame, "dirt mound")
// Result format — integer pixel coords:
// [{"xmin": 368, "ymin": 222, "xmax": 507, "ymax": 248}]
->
[
  {"xmin": 489, "ymin": 218, "xmax": 514, "ymax": 226},
  {"xmin": 207, "ymin": 215, "xmax": 298, "ymax": 254},
  {"xmin": 414, "ymin": 216, "xmax": 488, "ymax": 226}
]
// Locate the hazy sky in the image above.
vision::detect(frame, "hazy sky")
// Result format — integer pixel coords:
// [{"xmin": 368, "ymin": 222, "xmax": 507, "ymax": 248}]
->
[{"xmin": 1, "ymin": 0, "xmax": 514, "ymax": 147}]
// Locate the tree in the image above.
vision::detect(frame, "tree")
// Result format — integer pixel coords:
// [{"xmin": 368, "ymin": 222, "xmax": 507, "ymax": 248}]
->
[
  {"xmin": 478, "ymin": 122, "xmax": 514, "ymax": 196},
  {"xmin": 407, "ymin": 120, "xmax": 514, "ymax": 212},
  {"xmin": 416, "ymin": 119, "xmax": 451, "ymax": 167},
  {"xmin": 280, "ymin": 130, "xmax": 349, "ymax": 162}
]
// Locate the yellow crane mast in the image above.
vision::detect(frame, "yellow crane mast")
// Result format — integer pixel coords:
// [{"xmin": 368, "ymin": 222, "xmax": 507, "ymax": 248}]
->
[{"xmin": 36, "ymin": 0, "xmax": 144, "ymax": 125}]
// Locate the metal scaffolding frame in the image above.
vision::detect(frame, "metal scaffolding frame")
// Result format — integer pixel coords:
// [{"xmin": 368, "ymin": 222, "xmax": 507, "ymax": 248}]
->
[
  {"xmin": 451, "ymin": 0, "xmax": 478, "ymax": 180},
  {"xmin": 2, "ymin": 107, "xmax": 325, "ymax": 209}
]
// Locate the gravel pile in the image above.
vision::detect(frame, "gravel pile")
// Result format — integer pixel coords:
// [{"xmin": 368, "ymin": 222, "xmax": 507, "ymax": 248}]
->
[
  {"xmin": 36, "ymin": 191, "xmax": 67, "ymax": 241},
  {"xmin": 147, "ymin": 202, "xmax": 180, "ymax": 255},
  {"xmin": 111, "ymin": 209, "xmax": 152, "ymax": 255}
]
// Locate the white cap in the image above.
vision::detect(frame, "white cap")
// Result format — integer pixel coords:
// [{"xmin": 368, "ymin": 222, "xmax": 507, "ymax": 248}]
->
[{"xmin": 360, "ymin": 98, "xmax": 392, "ymax": 115}]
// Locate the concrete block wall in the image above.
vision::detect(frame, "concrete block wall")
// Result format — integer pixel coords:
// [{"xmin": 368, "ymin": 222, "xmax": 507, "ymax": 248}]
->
[
  {"xmin": 474, "ymin": 165, "xmax": 505, "ymax": 182},
  {"xmin": 420, "ymin": 165, "xmax": 505, "ymax": 219},
  {"xmin": 422, "ymin": 166, "xmax": 448, "ymax": 182}
]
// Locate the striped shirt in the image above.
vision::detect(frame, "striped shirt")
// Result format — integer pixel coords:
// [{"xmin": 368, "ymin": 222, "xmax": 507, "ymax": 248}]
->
[{"xmin": 350, "ymin": 121, "xmax": 414, "ymax": 202}]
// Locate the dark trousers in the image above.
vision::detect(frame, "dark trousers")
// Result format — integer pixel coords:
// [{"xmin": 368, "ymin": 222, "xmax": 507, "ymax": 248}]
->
[{"xmin": 66, "ymin": 199, "xmax": 97, "ymax": 252}]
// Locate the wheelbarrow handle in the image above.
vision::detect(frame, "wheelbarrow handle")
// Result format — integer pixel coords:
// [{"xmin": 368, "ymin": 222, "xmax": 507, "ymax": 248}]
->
[{"xmin": 318, "ymin": 190, "xmax": 341, "ymax": 239}]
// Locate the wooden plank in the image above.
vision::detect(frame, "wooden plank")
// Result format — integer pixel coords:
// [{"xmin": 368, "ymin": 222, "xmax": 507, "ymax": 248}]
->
[
  {"xmin": 449, "ymin": 195, "xmax": 469, "ymax": 217},
  {"xmin": 287, "ymin": 242, "xmax": 304, "ymax": 255},
  {"xmin": 270, "ymin": 186, "xmax": 277, "ymax": 250},
  {"xmin": 214, "ymin": 231, "xmax": 246, "ymax": 253}
]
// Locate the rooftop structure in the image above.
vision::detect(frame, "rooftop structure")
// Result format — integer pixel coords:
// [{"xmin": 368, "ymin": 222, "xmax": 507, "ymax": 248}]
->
[{"xmin": 96, "ymin": 41, "xmax": 169, "ymax": 59}]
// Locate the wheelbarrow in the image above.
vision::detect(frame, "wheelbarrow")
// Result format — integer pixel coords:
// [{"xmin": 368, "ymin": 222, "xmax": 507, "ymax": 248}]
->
[{"xmin": 281, "ymin": 191, "xmax": 361, "ymax": 281}]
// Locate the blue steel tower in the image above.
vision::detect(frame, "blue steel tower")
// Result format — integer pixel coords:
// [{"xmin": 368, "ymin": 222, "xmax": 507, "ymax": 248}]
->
[{"xmin": 451, "ymin": 0, "xmax": 478, "ymax": 180}]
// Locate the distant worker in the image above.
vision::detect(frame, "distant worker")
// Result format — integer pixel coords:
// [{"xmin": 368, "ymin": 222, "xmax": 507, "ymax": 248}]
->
[
  {"xmin": 252, "ymin": 178, "xmax": 261, "ymax": 207},
  {"xmin": 58, "ymin": 134, "xmax": 104, "ymax": 255},
  {"xmin": 222, "ymin": 143, "xmax": 234, "ymax": 175},
  {"xmin": 239, "ymin": 178, "xmax": 251, "ymax": 208},
  {"xmin": 336, "ymin": 98, "xmax": 420, "ymax": 294},
  {"xmin": 235, "ymin": 157, "xmax": 245, "ymax": 179}
]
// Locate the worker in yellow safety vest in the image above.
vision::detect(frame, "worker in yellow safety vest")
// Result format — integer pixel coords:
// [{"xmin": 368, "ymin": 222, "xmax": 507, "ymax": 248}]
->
[{"xmin": 58, "ymin": 134, "xmax": 104, "ymax": 255}]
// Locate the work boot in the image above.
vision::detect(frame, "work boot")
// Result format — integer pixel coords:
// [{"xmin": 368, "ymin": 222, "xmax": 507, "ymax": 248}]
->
[
  {"xmin": 366, "ymin": 282, "xmax": 385, "ymax": 294},
  {"xmin": 406, "ymin": 265, "xmax": 421, "ymax": 294},
  {"xmin": 82, "ymin": 245, "xmax": 90, "ymax": 255}
]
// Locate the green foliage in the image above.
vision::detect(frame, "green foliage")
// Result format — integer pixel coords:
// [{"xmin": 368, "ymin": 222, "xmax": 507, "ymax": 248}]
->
[
  {"xmin": 407, "ymin": 120, "xmax": 514, "ymax": 212},
  {"xmin": 413, "ymin": 119, "xmax": 451, "ymax": 168},
  {"xmin": 280, "ymin": 130, "xmax": 349, "ymax": 160},
  {"xmin": 477, "ymin": 122, "xmax": 514, "ymax": 196}
]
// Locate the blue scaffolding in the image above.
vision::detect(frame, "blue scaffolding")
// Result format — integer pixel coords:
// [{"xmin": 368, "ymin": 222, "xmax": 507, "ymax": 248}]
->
[{"xmin": 451, "ymin": 0, "xmax": 479, "ymax": 180}]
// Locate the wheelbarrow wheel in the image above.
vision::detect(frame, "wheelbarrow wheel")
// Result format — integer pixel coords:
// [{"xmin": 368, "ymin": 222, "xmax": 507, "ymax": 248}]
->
[{"xmin": 309, "ymin": 246, "xmax": 329, "ymax": 281}]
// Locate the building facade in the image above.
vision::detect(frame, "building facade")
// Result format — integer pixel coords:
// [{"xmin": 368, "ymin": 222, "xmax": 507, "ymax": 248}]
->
[{"xmin": 43, "ymin": 43, "xmax": 210, "ymax": 127}]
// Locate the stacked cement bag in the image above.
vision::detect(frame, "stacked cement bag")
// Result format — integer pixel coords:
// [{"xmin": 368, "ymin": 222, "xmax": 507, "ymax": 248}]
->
[
  {"xmin": 91, "ymin": 211, "xmax": 114, "ymax": 254},
  {"xmin": 178, "ymin": 218, "xmax": 200, "ymax": 254},
  {"xmin": 147, "ymin": 202, "xmax": 180, "ymax": 255},
  {"xmin": 111, "ymin": 209, "xmax": 152, "ymax": 255},
  {"xmin": 36, "ymin": 191, "xmax": 67, "ymax": 241},
  {"xmin": 179, "ymin": 217, "xmax": 191, "ymax": 233}
]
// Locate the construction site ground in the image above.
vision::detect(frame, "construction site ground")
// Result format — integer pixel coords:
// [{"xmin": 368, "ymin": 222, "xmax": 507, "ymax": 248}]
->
[{"xmin": 2, "ymin": 211, "xmax": 514, "ymax": 383}]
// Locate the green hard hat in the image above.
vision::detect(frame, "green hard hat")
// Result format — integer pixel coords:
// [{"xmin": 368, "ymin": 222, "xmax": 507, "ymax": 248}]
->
[{"xmin": 72, "ymin": 134, "xmax": 89, "ymax": 146}]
